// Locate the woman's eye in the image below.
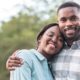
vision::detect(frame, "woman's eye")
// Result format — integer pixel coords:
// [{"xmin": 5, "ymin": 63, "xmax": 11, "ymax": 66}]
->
[
  {"xmin": 59, "ymin": 38, "xmax": 63, "ymax": 42},
  {"xmin": 47, "ymin": 32, "xmax": 54, "ymax": 37},
  {"xmin": 48, "ymin": 34, "xmax": 54, "ymax": 37}
]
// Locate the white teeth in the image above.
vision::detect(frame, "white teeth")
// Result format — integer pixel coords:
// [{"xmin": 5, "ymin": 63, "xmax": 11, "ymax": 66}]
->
[
  {"xmin": 64, "ymin": 26, "xmax": 68, "ymax": 29},
  {"xmin": 64, "ymin": 26, "xmax": 76, "ymax": 31}
]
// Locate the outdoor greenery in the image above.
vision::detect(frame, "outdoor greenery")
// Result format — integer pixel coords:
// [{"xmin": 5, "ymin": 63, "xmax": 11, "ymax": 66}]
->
[{"xmin": 0, "ymin": 0, "xmax": 69, "ymax": 80}]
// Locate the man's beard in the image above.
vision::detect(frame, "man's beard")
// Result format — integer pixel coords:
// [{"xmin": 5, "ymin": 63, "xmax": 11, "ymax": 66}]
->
[{"xmin": 63, "ymin": 26, "xmax": 80, "ymax": 41}]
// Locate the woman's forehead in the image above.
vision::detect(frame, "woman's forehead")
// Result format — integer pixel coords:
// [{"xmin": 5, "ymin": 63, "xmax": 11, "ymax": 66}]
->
[
  {"xmin": 46, "ymin": 26, "xmax": 61, "ymax": 35},
  {"xmin": 45, "ymin": 26, "xmax": 60, "ymax": 32}
]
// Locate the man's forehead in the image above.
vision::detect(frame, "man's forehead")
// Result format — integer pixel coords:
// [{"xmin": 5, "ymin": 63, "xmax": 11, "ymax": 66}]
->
[
  {"xmin": 57, "ymin": 7, "xmax": 80, "ymax": 19},
  {"xmin": 58, "ymin": 7, "xmax": 79, "ymax": 14}
]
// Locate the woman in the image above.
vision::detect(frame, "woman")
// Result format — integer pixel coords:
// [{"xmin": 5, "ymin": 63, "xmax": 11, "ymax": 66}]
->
[{"xmin": 9, "ymin": 23, "xmax": 64, "ymax": 80}]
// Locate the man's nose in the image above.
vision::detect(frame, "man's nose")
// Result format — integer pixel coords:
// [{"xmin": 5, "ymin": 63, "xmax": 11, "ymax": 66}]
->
[{"xmin": 66, "ymin": 19, "xmax": 73, "ymax": 26}]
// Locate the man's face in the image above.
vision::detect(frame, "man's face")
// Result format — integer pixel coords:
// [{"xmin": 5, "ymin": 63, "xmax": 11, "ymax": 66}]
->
[{"xmin": 58, "ymin": 7, "xmax": 80, "ymax": 40}]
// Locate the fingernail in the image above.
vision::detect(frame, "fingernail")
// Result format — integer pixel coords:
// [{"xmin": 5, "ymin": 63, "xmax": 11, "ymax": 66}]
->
[{"xmin": 20, "ymin": 59, "xmax": 24, "ymax": 65}]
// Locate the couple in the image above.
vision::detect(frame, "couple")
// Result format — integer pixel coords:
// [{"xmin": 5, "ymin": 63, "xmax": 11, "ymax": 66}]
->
[{"xmin": 6, "ymin": 1, "xmax": 80, "ymax": 80}]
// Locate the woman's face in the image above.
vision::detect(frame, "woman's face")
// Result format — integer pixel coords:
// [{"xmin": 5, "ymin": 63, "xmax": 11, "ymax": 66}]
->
[{"xmin": 37, "ymin": 26, "xmax": 64, "ymax": 58}]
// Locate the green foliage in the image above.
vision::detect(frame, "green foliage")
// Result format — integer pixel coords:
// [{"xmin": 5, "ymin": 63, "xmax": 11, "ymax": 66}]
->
[
  {"xmin": 0, "ymin": 0, "xmax": 66, "ymax": 79},
  {"xmin": 0, "ymin": 12, "xmax": 42, "ymax": 80},
  {"xmin": 0, "ymin": 10, "xmax": 57, "ymax": 80}
]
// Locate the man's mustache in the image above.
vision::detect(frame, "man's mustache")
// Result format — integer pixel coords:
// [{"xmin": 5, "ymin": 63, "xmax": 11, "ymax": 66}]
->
[{"xmin": 64, "ymin": 26, "xmax": 80, "ymax": 31}]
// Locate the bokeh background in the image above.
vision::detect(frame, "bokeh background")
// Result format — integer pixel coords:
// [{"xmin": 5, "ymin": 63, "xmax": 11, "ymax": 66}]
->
[{"xmin": 0, "ymin": 0, "xmax": 79, "ymax": 80}]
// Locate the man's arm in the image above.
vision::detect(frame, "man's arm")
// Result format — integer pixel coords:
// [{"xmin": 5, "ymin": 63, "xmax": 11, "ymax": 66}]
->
[{"xmin": 6, "ymin": 50, "xmax": 23, "ymax": 71}]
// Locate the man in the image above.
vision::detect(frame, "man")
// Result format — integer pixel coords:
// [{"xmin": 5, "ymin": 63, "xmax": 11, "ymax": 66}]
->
[
  {"xmin": 52, "ymin": 1, "xmax": 80, "ymax": 80},
  {"xmin": 6, "ymin": 1, "xmax": 80, "ymax": 80}
]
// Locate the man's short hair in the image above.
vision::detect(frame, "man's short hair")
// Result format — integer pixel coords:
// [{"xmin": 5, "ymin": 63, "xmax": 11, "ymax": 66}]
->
[{"xmin": 57, "ymin": 1, "xmax": 80, "ymax": 13}]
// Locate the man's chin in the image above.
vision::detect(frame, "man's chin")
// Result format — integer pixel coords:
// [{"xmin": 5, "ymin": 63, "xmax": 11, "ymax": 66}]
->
[{"xmin": 65, "ymin": 35, "xmax": 75, "ymax": 40}]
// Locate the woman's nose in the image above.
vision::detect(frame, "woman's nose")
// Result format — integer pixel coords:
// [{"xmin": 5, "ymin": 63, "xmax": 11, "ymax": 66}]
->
[{"xmin": 52, "ymin": 36, "xmax": 57, "ymax": 43}]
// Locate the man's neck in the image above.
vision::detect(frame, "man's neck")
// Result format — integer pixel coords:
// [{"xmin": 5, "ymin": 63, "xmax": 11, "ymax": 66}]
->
[
  {"xmin": 66, "ymin": 40, "xmax": 74, "ymax": 47},
  {"xmin": 66, "ymin": 38, "xmax": 79, "ymax": 47}
]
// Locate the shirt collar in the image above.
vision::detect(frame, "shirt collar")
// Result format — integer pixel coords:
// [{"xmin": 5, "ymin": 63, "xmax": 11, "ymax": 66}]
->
[
  {"xmin": 30, "ymin": 49, "xmax": 47, "ymax": 61},
  {"xmin": 64, "ymin": 39, "xmax": 80, "ymax": 49}
]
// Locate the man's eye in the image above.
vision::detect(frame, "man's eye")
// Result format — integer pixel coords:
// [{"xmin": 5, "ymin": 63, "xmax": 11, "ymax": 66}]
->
[
  {"xmin": 60, "ymin": 18, "xmax": 67, "ymax": 22},
  {"xmin": 70, "ymin": 17, "xmax": 79, "ymax": 21}
]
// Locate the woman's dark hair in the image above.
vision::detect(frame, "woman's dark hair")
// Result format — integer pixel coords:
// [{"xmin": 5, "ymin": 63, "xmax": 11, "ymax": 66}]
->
[
  {"xmin": 37, "ymin": 23, "xmax": 58, "ymax": 41},
  {"xmin": 36, "ymin": 23, "xmax": 65, "ymax": 51}
]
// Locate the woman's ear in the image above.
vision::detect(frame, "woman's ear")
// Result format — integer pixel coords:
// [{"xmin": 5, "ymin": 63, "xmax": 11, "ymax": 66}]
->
[
  {"xmin": 37, "ymin": 36, "xmax": 42, "ymax": 45},
  {"xmin": 38, "ymin": 36, "xmax": 41, "ymax": 43},
  {"xmin": 37, "ymin": 36, "xmax": 42, "ymax": 49}
]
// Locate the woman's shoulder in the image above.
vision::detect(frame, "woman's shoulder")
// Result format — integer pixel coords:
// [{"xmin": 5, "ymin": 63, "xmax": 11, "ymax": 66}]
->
[
  {"xmin": 16, "ymin": 49, "xmax": 32, "ymax": 57},
  {"xmin": 14, "ymin": 49, "xmax": 34, "ymax": 69},
  {"xmin": 16, "ymin": 49, "xmax": 37, "ymax": 61}
]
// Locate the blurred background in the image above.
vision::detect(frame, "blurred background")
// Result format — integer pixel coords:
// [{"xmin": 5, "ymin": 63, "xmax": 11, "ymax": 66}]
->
[{"xmin": 0, "ymin": 0, "xmax": 79, "ymax": 80}]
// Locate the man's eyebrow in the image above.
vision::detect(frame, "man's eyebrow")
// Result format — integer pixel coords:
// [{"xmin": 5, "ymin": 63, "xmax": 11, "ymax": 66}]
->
[
  {"xmin": 60, "ymin": 17, "xmax": 66, "ymax": 19},
  {"xmin": 61, "ymin": 15, "xmax": 78, "ymax": 19}
]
